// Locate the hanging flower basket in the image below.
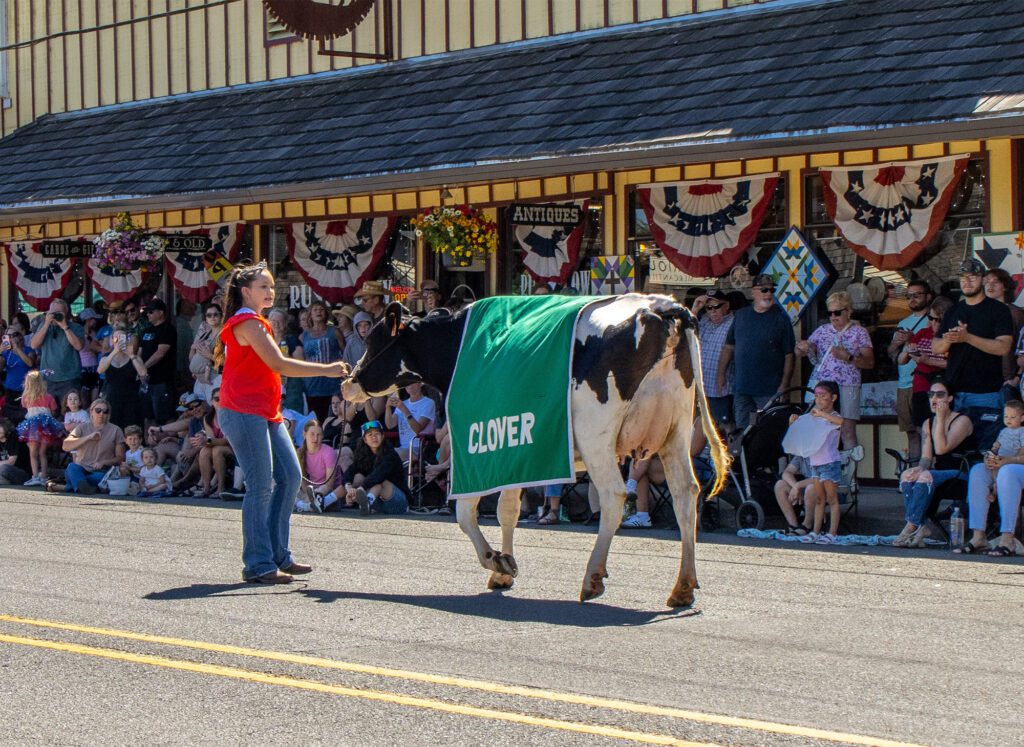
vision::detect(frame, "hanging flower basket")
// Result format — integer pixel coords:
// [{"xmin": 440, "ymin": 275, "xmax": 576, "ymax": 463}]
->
[
  {"xmin": 92, "ymin": 212, "xmax": 166, "ymax": 273},
  {"xmin": 411, "ymin": 205, "xmax": 497, "ymax": 268}
]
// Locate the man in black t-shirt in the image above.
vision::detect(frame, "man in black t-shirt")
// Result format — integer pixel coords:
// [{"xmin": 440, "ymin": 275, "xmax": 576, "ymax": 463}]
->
[
  {"xmin": 139, "ymin": 299, "xmax": 178, "ymax": 426},
  {"xmin": 934, "ymin": 258, "xmax": 1013, "ymax": 412}
]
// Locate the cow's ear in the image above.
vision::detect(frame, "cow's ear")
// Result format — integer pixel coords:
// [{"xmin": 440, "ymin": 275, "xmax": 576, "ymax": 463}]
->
[{"xmin": 385, "ymin": 302, "xmax": 404, "ymax": 337}]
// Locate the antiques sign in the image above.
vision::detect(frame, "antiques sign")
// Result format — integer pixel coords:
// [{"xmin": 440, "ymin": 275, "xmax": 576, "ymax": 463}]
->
[{"xmin": 509, "ymin": 202, "xmax": 583, "ymax": 227}]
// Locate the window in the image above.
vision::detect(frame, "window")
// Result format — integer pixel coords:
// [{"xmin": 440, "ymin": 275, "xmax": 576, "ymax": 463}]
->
[{"xmin": 504, "ymin": 202, "xmax": 604, "ymax": 295}]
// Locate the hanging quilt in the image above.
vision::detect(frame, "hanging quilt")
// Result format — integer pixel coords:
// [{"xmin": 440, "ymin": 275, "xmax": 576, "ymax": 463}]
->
[
  {"xmin": 820, "ymin": 155, "xmax": 968, "ymax": 270},
  {"xmin": 4, "ymin": 241, "xmax": 78, "ymax": 310},
  {"xmin": 285, "ymin": 218, "xmax": 396, "ymax": 304},
  {"xmin": 760, "ymin": 227, "xmax": 829, "ymax": 322},
  {"xmin": 591, "ymin": 256, "xmax": 635, "ymax": 295},
  {"xmin": 636, "ymin": 174, "xmax": 780, "ymax": 278},
  {"xmin": 163, "ymin": 223, "xmax": 245, "ymax": 302},
  {"xmin": 513, "ymin": 200, "xmax": 590, "ymax": 285}
]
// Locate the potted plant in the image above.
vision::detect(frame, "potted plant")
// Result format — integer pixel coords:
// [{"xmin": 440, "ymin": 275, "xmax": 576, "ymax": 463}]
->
[
  {"xmin": 92, "ymin": 212, "xmax": 166, "ymax": 273},
  {"xmin": 411, "ymin": 205, "xmax": 497, "ymax": 268}
]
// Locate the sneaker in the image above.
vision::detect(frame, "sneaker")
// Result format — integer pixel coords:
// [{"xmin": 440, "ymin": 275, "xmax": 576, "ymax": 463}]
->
[
  {"xmin": 295, "ymin": 500, "xmax": 312, "ymax": 513},
  {"xmin": 816, "ymin": 533, "xmax": 838, "ymax": 545},
  {"xmin": 311, "ymin": 493, "xmax": 324, "ymax": 513},
  {"xmin": 220, "ymin": 490, "xmax": 244, "ymax": 501},
  {"xmin": 621, "ymin": 512, "xmax": 652, "ymax": 528},
  {"xmin": 850, "ymin": 445, "xmax": 865, "ymax": 462},
  {"xmin": 354, "ymin": 487, "xmax": 370, "ymax": 516},
  {"xmin": 23, "ymin": 475, "xmax": 42, "ymax": 487}
]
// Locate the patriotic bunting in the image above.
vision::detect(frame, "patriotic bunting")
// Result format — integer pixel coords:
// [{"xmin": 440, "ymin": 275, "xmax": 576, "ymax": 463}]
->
[
  {"xmin": 3, "ymin": 241, "xmax": 78, "ymax": 310},
  {"xmin": 513, "ymin": 200, "xmax": 590, "ymax": 285},
  {"xmin": 285, "ymin": 218, "xmax": 396, "ymax": 304},
  {"xmin": 163, "ymin": 223, "xmax": 245, "ymax": 302},
  {"xmin": 85, "ymin": 261, "xmax": 144, "ymax": 303},
  {"xmin": 820, "ymin": 156, "xmax": 968, "ymax": 270},
  {"xmin": 637, "ymin": 174, "xmax": 780, "ymax": 278}
]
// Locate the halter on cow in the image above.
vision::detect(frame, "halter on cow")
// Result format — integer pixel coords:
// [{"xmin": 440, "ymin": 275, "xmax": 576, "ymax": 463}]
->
[{"xmin": 341, "ymin": 294, "xmax": 729, "ymax": 607}]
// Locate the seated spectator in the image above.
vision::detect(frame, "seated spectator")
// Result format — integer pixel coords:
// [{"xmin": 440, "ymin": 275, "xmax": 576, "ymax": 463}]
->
[
  {"xmin": 17, "ymin": 370, "xmax": 63, "ymax": 487},
  {"xmin": 801, "ymin": 381, "xmax": 845, "ymax": 544},
  {"xmin": 898, "ymin": 379, "xmax": 973, "ymax": 548},
  {"xmin": 341, "ymin": 420, "xmax": 410, "ymax": 516},
  {"xmin": 322, "ymin": 394, "xmax": 347, "ymax": 447},
  {"xmin": 149, "ymin": 393, "xmax": 206, "ymax": 491},
  {"xmin": 0, "ymin": 416, "xmax": 31, "ymax": 485},
  {"xmin": 384, "ymin": 382, "xmax": 436, "ymax": 461},
  {"xmin": 0, "ymin": 327, "xmax": 37, "ymax": 421},
  {"xmin": 960, "ymin": 401, "xmax": 1024, "ymax": 556},
  {"xmin": 774, "ymin": 455, "xmax": 817, "ymax": 536},
  {"xmin": 423, "ymin": 421, "xmax": 451, "ymax": 494},
  {"xmin": 121, "ymin": 425, "xmax": 144, "ymax": 479},
  {"xmin": 195, "ymin": 389, "xmax": 234, "ymax": 497},
  {"xmin": 48, "ymin": 398, "xmax": 125, "ymax": 494},
  {"xmin": 621, "ymin": 456, "xmax": 665, "ymax": 529},
  {"xmin": 138, "ymin": 447, "xmax": 173, "ymax": 498},
  {"xmin": 294, "ymin": 420, "xmax": 345, "ymax": 513},
  {"xmin": 62, "ymin": 390, "xmax": 90, "ymax": 433},
  {"xmin": 98, "ymin": 329, "xmax": 147, "ymax": 430},
  {"xmin": 537, "ymin": 483, "xmax": 566, "ymax": 526}
]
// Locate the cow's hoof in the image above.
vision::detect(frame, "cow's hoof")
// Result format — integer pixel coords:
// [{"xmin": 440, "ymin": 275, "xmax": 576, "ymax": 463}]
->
[
  {"xmin": 666, "ymin": 588, "xmax": 696, "ymax": 608},
  {"xmin": 487, "ymin": 572, "xmax": 515, "ymax": 590},
  {"xmin": 579, "ymin": 572, "xmax": 607, "ymax": 602},
  {"xmin": 485, "ymin": 550, "xmax": 519, "ymax": 578}
]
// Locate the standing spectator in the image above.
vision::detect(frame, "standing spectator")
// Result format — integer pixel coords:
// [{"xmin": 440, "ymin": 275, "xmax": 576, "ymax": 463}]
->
[
  {"xmin": 718, "ymin": 274, "xmax": 795, "ymax": 429},
  {"xmin": 48, "ymin": 398, "xmax": 125, "ymax": 495},
  {"xmin": 77, "ymin": 308, "xmax": 103, "ymax": 404},
  {"xmin": 691, "ymin": 289, "xmax": 735, "ymax": 428},
  {"xmin": 888, "ymin": 281, "xmax": 933, "ymax": 460},
  {"xmin": 268, "ymin": 308, "xmax": 305, "ymax": 414},
  {"xmin": 794, "ymin": 291, "xmax": 874, "ymax": 456},
  {"xmin": 341, "ymin": 311, "xmax": 373, "ymax": 368},
  {"xmin": 354, "ymin": 280, "xmax": 390, "ymax": 320},
  {"xmin": 98, "ymin": 329, "xmax": 148, "ymax": 430},
  {"xmin": 123, "ymin": 300, "xmax": 146, "ymax": 349},
  {"xmin": 138, "ymin": 299, "xmax": 177, "ymax": 427},
  {"xmin": 982, "ymin": 268, "xmax": 1024, "ymax": 401},
  {"xmin": 174, "ymin": 298, "xmax": 199, "ymax": 376},
  {"xmin": 0, "ymin": 327, "xmax": 37, "ymax": 421},
  {"xmin": 407, "ymin": 280, "xmax": 443, "ymax": 317},
  {"xmin": 17, "ymin": 370, "xmax": 63, "ymax": 486},
  {"xmin": 29, "ymin": 298, "xmax": 85, "ymax": 405},
  {"xmin": 189, "ymin": 304, "xmax": 223, "ymax": 403},
  {"xmin": 332, "ymin": 304, "xmax": 359, "ymax": 339},
  {"xmin": 384, "ymin": 382, "xmax": 436, "ymax": 461},
  {"xmin": 95, "ymin": 301, "xmax": 127, "ymax": 354},
  {"xmin": 0, "ymin": 417, "xmax": 31, "ymax": 485},
  {"xmin": 300, "ymin": 300, "xmax": 343, "ymax": 423},
  {"xmin": 932, "ymin": 258, "xmax": 1013, "ymax": 412},
  {"xmin": 900, "ymin": 297, "xmax": 954, "ymax": 430}
]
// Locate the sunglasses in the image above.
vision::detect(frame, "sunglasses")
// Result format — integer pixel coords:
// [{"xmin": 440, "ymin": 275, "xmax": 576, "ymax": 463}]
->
[
  {"xmin": 361, "ymin": 420, "xmax": 383, "ymax": 434},
  {"xmin": 92, "ymin": 408, "xmax": 110, "ymax": 414},
  {"xmin": 422, "ymin": 287, "xmax": 440, "ymax": 294},
  {"xmin": 205, "ymin": 312, "xmax": 222, "ymax": 318},
  {"xmin": 755, "ymin": 287, "xmax": 775, "ymax": 294},
  {"xmin": 928, "ymin": 391, "xmax": 949, "ymax": 399},
  {"xmin": 187, "ymin": 402, "xmax": 202, "ymax": 409},
  {"xmin": 929, "ymin": 315, "xmax": 943, "ymax": 322},
  {"xmin": 828, "ymin": 308, "xmax": 850, "ymax": 317},
  {"xmin": 705, "ymin": 303, "xmax": 726, "ymax": 311}
]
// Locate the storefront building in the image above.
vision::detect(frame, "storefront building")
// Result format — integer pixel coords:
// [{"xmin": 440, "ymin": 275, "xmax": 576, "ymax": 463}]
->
[{"xmin": 0, "ymin": 0, "xmax": 1022, "ymax": 480}]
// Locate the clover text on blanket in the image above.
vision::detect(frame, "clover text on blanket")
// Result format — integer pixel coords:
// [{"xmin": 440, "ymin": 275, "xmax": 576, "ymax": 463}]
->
[{"xmin": 467, "ymin": 412, "xmax": 535, "ymax": 454}]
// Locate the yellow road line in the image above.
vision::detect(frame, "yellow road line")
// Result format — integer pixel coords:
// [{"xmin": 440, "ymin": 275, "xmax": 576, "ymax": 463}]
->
[
  {"xmin": 0, "ymin": 614, "xmax": 919, "ymax": 747},
  {"xmin": 0, "ymin": 633, "xmax": 710, "ymax": 747}
]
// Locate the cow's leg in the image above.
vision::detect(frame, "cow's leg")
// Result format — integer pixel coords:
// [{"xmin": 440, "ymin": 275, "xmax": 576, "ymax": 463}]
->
[
  {"xmin": 580, "ymin": 461, "xmax": 628, "ymax": 602},
  {"xmin": 487, "ymin": 489, "xmax": 521, "ymax": 589},
  {"xmin": 660, "ymin": 434, "xmax": 702, "ymax": 608},
  {"xmin": 455, "ymin": 495, "xmax": 518, "ymax": 582}
]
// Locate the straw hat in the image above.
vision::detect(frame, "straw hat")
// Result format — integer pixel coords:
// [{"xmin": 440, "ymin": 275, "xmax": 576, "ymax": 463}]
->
[
  {"xmin": 354, "ymin": 280, "xmax": 389, "ymax": 299},
  {"xmin": 332, "ymin": 304, "xmax": 360, "ymax": 322}
]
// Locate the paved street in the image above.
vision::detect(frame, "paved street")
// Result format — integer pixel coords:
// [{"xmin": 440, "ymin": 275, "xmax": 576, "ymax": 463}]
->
[{"xmin": 2, "ymin": 488, "xmax": 1023, "ymax": 746}]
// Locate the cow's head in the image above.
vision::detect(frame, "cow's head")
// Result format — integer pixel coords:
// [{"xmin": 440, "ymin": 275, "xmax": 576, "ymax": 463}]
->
[{"xmin": 341, "ymin": 302, "xmax": 423, "ymax": 402}]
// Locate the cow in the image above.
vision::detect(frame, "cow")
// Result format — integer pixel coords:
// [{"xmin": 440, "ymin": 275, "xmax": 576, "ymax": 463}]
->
[{"xmin": 341, "ymin": 294, "xmax": 729, "ymax": 607}]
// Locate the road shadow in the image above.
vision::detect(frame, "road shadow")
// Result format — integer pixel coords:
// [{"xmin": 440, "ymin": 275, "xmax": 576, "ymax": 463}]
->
[
  {"xmin": 143, "ymin": 582, "xmax": 293, "ymax": 600},
  {"xmin": 295, "ymin": 587, "xmax": 696, "ymax": 627}
]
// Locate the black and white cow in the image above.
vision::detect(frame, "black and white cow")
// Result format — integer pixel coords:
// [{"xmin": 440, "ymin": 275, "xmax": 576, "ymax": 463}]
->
[{"xmin": 341, "ymin": 294, "xmax": 729, "ymax": 607}]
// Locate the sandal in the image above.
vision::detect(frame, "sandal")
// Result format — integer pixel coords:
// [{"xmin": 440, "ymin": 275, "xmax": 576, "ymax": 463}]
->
[
  {"xmin": 953, "ymin": 542, "xmax": 986, "ymax": 554},
  {"xmin": 785, "ymin": 523, "xmax": 809, "ymax": 536},
  {"xmin": 988, "ymin": 545, "xmax": 1017, "ymax": 557},
  {"xmin": 46, "ymin": 481, "xmax": 65, "ymax": 493},
  {"xmin": 186, "ymin": 485, "xmax": 210, "ymax": 497},
  {"xmin": 537, "ymin": 512, "xmax": 561, "ymax": 525}
]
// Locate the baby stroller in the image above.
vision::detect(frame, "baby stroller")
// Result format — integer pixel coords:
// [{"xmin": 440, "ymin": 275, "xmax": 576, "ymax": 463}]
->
[{"xmin": 699, "ymin": 387, "xmax": 811, "ymax": 531}]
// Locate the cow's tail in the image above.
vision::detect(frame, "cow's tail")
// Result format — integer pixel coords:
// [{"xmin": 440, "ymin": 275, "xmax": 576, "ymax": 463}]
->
[{"xmin": 684, "ymin": 324, "xmax": 730, "ymax": 498}]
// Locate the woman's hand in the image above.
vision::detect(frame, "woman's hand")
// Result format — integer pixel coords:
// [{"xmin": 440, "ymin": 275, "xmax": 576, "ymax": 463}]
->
[
  {"xmin": 901, "ymin": 467, "xmax": 922, "ymax": 483},
  {"xmin": 985, "ymin": 454, "xmax": 1005, "ymax": 469}
]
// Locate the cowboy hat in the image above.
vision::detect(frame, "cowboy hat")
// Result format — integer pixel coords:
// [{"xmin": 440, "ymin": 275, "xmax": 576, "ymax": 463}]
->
[{"xmin": 354, "ymin": 280, "xmax": 389, "ymax": 300}]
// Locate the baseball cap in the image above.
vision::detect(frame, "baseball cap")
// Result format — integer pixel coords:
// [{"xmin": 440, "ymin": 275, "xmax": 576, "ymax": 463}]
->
[
  {"xmin": 144, "ymin": 298, "xmax": 167, "ymax": 313},
  {"xmin": 752, "ymin": 274, "xmax": 775, "ymax": 288},
  {"xmin": 176, "ymin": 392, "xmax": 203, "ymax": 412},
  {"xmin": 958, "ymin": 258, "xmax": 986, "ymax": 277},
  {"xmin": 705, "ymin": 289, "xmax": 729, "ymax": 304},
  {"xmin": 78, "ymin": 308, "xmax": 102, "ymax": 321}
]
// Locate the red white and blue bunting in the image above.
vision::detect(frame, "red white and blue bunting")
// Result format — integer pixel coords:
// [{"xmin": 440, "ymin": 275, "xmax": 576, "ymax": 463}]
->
[
  {"xmin": 163, "ymin": 223, "xmax": 245, "ymax": 303},
  {"xmin": 637, "ymin": 174, "xmax": 780, "ymax": 278},
  {"xmin": 285, "ymin": 218, "xmax": 396, "ymax": 304},
  {"xmin": 3, "ymin": 240, "xmax": 78, "ymax": 310},
  {"xmin": 820, "ymin": 156, "xmax": 968, "ymax": 270},
  {"xmin": 513, "ymin": 200, "xmax": 590, "ymax": 285},
  {"xmin": 84, "ymin": 260, "xmax": 144, "ymax": 304}
]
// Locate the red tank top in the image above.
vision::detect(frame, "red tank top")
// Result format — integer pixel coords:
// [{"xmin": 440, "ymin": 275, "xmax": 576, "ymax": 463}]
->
[{"xmin": 219, "ymin": 311, "xmax": 283, "ymax": 422}]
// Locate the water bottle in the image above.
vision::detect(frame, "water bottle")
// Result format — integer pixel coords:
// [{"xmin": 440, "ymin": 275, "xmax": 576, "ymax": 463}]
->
[
  {"xmin": 949, "ymin": 506, "xmax": 964, "ymax": 549},
  {"xmin": 139, "ymin": 376, "xmax": 149, "ymax": 394}
]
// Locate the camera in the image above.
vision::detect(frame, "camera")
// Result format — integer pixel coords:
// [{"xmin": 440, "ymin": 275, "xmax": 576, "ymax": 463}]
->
[{"xmin": 52, "ymin": 312, "xmax": 64, "ymax": 322}]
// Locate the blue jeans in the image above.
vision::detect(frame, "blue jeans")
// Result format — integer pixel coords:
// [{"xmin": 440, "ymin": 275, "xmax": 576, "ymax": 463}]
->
[
  {"xmin": 219, "ymin": 407, "xmax": 302, "ymax": 579},
  {"xmin": 65, "ymin": 463, "xmax": 106, "ymax": 492},
  {"xmin": 900, "ymin": 469, "xmax": 961, "ymax": 525},
  {"xmin": 734, "ymin": 394, "xmax": 772, "ymax": 430},
  {"xmin": 954, "ymin": 391, "xmax": 1002, "ymax": 412},
  {"xmin": 372, "ymin": 486, "xmax": 409, "ymax": 515},
  {"xmin": 706, "ymin": 395, "xmax": 734, "ymax": 427}
]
